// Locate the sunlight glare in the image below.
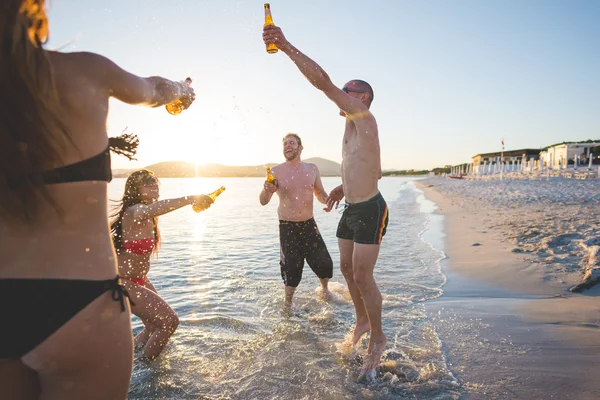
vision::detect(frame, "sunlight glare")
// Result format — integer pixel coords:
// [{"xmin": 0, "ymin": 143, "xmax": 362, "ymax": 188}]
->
[{"xmin": 192, "ymin": 213, "xmax": 207, "ymax": 241}]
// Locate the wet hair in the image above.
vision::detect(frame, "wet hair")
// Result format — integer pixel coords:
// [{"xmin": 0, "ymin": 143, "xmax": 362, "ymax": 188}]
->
[
  {"xmin": 282, "ymin": 133, "xmax": 302, "ymax": 147},
  {"xmin": 109, "ymin": 169, "xmax": 161, "ymax": 255},
  {"xmin": 352, "ymin": 79, "xmax": 374, "ymax": 107},
  {"xmin": 0, "ymin": 0, "xmax": 71, "ymax": 225},
  {"xmin": 108, "ymin": 130, "xmax": 139, "ymax": 160}
]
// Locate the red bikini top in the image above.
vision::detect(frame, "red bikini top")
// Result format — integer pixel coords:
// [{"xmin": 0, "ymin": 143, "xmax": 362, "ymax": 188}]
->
[{"xmin": 122, "ymin": 238, "xmax": 155, "ymax": 255}]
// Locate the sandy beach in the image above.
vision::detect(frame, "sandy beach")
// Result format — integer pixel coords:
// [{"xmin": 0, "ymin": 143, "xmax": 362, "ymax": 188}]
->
[{"xmin": 417, "ymin": 178, "xmax": 600, "ymax": 399}]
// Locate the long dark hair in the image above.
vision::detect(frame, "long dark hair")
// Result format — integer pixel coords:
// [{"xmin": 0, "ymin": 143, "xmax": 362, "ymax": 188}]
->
[
  {"xmin": 109, "ymin": 169, "xmax": 161, "ymax": 255},
  {"xmin": 0, "ymin": 0, "xmax": 71, "ymax": 225}
]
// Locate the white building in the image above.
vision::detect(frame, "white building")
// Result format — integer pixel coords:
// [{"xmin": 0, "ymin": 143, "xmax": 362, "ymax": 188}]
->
[{"xmin": 539, "ymin": 142, "xmax": 600, "ymax": 168}]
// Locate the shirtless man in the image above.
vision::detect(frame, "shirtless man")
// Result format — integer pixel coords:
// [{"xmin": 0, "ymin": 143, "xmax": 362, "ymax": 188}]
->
[
  {"xmin": 263, "ymin": 27, "xmax": 389, "ymax": 371},
  {"xmin": 260, "ymin": 133, "xmax": 333, "ymax": 312}
]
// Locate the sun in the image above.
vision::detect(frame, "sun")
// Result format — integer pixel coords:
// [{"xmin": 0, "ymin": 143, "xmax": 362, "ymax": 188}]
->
[{"xmin": 108, "ymin": 97, "xmax": 273, "ymax": 168}]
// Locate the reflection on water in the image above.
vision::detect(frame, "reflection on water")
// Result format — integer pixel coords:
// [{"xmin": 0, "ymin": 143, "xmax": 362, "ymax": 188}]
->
[
  {"xmin": 108, "ymin": 177, "xmax": 461, "ymax": 399},
  {"xmin": 192, "ymin": 213, "xmax": 207, "ymax": 241}
]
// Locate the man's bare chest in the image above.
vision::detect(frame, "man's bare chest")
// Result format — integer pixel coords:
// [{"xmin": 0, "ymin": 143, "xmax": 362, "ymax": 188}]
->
[
  {"xmin": 343, "ymin": 130, "xmax": 361, "ymax": 156},
  {"xmin": 277, "ymin": 173, "xmax": 314, "ymax": 194}
]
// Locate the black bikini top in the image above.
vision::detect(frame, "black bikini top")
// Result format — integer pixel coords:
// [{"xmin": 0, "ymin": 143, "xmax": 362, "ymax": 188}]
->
[{"xmin": 42, "ymin": 145, "xmax": 112, "ymax": 184}]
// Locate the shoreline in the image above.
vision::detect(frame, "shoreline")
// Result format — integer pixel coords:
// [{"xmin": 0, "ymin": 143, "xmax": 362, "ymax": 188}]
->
[{"xmin": 415, "ymin": 179, "xmax": 600, "ymax": 399}]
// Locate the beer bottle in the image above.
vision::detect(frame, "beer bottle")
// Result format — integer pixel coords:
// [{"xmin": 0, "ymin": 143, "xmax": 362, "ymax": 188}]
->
[
  {"xmin": 193, "ymin": 186, "xmax": 226, "ymax": 212},
  {"xmin": 166, "ymin": 77, "xmax": 193, "ymax": 115},
  {"xmin": 264, "ymin": 3, "xmax": 278, "ymax": 54},
  {"xmin": 266, "ymin": 167, "xmax": 276, "ymax": 184}
]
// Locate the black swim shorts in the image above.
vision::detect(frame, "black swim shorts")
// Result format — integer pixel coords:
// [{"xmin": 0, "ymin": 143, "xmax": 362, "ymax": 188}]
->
[
  {"xmin": 336, "ymin": 192, "xmax": 389, "ymax": 245},
  {"xmin": 279, "ymin": 218, "xmax": 333, "ymax": 288}
]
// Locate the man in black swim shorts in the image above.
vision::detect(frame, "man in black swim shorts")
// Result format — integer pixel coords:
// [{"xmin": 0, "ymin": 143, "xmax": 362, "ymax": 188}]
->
[
  {"xmin": 259, "ymin": 133, "xmax": 333, "ymax": 312},
  {"xmin": 263, "ymin": 22, "xmax": 390, "ymax": 371}
]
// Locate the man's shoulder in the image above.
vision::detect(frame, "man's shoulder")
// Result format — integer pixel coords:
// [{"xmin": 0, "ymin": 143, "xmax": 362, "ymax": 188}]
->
[
  {"xmin": 302, "ymin": 162, "xmax": 320, "ymax": 171},
  {"xmin": 350, "ymin": 114, "xmax": 378, "ymax": 137},
  {"xmin": 349, "ymin": 110, "xmax": 377, "ymax": 127}
]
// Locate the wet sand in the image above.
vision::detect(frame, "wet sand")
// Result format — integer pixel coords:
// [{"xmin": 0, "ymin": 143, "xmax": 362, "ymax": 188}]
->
[{"xmin": 417, "ymin": 178, "xmax": 600, "ymax": 399}]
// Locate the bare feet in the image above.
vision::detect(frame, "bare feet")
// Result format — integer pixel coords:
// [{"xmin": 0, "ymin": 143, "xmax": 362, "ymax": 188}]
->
[
  {"xmin": 352, "ymin": 318, "xmax": 371, "ymax": 346},
  {"xmin": 283, "ymin": 300, "xmax": 292, "ymax": 317},
  {"xmin": 284, "ymin": 285, "xmax": 295, "ymax": 315},
  {"xmin": 317, "ymin": 278, "xmax": 331, "ymax": 301},
  {"xmin": 362, "ymin": 334, "xmax": 387, "ymax": 371},
  {"xmin": 357, "ymin": 368, "xmax": 377, "ymax": 384},
  {"xmin": 317, "ymin": 286, "xmax": 332, "ymax": 302}
]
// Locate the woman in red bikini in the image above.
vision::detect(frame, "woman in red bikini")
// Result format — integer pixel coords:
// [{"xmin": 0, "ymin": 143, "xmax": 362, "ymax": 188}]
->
[{"xmin": 110, "ymin": 169, "xmax": 213, "ymax": 359}]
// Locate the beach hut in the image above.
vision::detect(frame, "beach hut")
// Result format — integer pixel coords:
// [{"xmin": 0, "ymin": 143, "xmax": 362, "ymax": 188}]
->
[{"xmin": 542, "ymin": 142, "xmax": 600, "ymax": 169}]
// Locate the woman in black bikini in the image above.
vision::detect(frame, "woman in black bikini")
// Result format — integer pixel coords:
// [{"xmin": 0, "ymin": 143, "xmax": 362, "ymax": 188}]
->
[
  {"xmin": 110, "ymin": 169, "xmax": 213, "ymax": 359},
  {"xmin": 0, "ymin": 1, "xmax": 195, "ymax": 398}
]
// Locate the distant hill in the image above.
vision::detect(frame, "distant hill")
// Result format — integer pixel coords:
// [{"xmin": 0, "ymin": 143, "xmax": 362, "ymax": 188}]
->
[
  {"xmin": 304, "ymin": 157, "xmax": 342, "ymax": 176},
  {"xmin": 113, "ymin": 157, "xmax": 341, "ymax": 178}
]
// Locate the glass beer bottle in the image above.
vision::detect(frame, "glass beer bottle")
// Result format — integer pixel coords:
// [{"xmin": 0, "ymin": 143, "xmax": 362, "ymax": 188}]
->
[
  {"xmin": 193, "ymin": 186, "xmax": 226, "ymax": 212},
  {"xmin": 264, "ymin": 3, "xmax": 278, "ymax": 54},
  {"xmin": 166, "ymin": 77, "xmax": 193, "ymax": 115},
  {"xmin": 266, "ymin": 167, "xmax": 276, "ymax": 184}
]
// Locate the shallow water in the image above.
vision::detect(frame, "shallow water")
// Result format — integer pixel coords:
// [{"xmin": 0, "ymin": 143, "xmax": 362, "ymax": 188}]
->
[{"xmin": 108, "ymin": 177, "xmax": 459, "ymax": 399}]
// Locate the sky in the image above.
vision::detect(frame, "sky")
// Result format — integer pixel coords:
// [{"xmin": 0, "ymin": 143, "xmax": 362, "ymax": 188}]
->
[{"xmin": 46, "ymin": 0, "xmax": 600, "ymax": 170}]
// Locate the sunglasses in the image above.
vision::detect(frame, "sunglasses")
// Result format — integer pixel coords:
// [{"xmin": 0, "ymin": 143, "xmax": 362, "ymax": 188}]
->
[{"xmin": 342, "ymin": 87, "xmax": 364, "ymax": 94}]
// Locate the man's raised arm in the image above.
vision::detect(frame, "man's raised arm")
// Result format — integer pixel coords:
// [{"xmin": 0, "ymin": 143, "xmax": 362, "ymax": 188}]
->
[{"xmin": 263, "ymin": 25, "xmax": 367, "ymax": 117}]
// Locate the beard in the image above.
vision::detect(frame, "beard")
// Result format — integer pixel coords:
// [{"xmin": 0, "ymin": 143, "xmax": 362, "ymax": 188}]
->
[{"xmin": 284, "ymin": 150, "xmax": 298, "ymax": 161}]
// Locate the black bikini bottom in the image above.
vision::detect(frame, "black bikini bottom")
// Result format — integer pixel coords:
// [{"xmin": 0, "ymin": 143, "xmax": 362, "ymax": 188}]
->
[{"xmin": 0, "ymin": 276, "xmax": 132, "ymax": 359}]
